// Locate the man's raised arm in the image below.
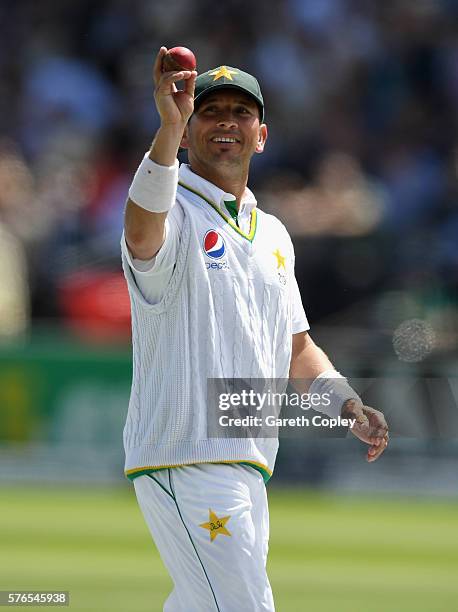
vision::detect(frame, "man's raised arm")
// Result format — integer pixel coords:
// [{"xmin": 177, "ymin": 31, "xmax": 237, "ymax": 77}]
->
[{"xmin": 124, "ymin": 47, "xmax": 197, "ymax": 260}]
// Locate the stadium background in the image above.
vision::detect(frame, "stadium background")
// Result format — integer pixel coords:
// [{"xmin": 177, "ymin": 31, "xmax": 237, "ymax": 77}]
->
[{"xmin": 0, "ymin": 1, "xmax": 457, "ymax": 610}]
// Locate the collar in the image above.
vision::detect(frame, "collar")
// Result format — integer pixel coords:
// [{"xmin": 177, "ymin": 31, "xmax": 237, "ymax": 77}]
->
[{"xmin": 178, "ymin": 164, "xmax": 257, "ymax": 218}]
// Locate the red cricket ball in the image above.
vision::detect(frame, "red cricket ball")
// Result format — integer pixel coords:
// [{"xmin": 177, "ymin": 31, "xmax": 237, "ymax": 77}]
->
[{"xmin": 162, "ymin": 47, "xmax": 197, "ymax": 72}]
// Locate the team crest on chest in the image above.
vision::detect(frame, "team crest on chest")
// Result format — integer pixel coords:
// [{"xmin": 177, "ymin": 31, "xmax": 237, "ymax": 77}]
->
[
  {"xmin": 203, "ymin": 230, "xmax": 226, "ymax": 259},
  {"xmin": 273, "ymin": 248, "xmax": 287, "ymax": 285}
]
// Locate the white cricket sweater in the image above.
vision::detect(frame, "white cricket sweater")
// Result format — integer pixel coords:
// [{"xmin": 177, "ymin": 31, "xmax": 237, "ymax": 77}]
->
[{"xmin": 122, "ymin": 164, "xmax": 309, "ymax": 482}]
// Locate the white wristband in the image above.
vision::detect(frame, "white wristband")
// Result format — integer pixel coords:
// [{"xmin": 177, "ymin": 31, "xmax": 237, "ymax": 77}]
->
[
  {"xmin": 128, "ymin": 153, "xmax": 178, "ymax": 213},
  {"xmin": 308, "ymin": 369, "xmax": 361, "ymax": 418}
]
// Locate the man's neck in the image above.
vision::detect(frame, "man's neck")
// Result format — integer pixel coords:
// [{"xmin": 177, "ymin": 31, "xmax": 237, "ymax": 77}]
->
[{"xmin": 188, "ymin": 161, "xmax": 249, "ymax": 210}]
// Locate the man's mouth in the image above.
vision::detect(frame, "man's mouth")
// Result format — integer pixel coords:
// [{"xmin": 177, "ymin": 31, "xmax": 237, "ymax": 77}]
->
[{"xmin": 210, "ymin": 136, "xmax": 240, "ymax": 144}]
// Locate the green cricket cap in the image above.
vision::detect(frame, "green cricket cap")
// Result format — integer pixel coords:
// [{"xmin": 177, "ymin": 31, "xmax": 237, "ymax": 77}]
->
[{"xmin": 194, "ymin": 66, "xmax": 264, "ymax": 122}]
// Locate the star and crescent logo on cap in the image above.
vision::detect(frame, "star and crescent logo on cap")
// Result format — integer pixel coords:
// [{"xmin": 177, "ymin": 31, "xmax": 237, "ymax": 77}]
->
[{"xmin": 209, "ymin": 66, "xmax": 238, "ymax": 81}]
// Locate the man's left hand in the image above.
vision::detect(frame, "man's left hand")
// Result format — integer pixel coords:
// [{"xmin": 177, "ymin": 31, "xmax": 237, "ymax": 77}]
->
[{"xmin": 341, "ymin": 399, "xmax": 389, "ymax": 462}]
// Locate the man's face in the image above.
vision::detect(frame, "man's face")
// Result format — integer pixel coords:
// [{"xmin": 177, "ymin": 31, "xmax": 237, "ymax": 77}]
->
[{"xmin": 181, "ymin": 89, "xmax": 267, "ymax": 170}]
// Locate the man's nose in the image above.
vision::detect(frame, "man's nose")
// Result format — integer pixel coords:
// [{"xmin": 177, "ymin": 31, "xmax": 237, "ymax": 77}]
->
[{"xmin": 216, "ymin": 114, "xmax": 238, "ymax": 129}]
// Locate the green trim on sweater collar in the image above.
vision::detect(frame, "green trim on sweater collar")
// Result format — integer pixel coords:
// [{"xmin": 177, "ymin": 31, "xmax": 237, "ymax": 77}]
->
[{"xmin": 178, "ymin": 180, "xmax": 257, "ymax": 242}]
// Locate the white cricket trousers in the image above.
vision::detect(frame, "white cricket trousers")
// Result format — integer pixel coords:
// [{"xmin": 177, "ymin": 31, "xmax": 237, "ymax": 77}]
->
[{"xmin": 133, "ymin": 463, "xmax": 275, "ymax": 612}]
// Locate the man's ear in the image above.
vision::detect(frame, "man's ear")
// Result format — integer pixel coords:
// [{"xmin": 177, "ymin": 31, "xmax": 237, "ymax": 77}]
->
[
  {"xmin": 255, "ymin": 124, "xmax": 268, "ymax": 154},
  {"xmin": 180, "ymin": 124, "xmax": 190, "ymax": 149}
]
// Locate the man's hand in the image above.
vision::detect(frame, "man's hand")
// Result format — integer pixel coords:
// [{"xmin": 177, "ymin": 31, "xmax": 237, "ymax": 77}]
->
[
  {"xmin": 153, "ymin": 47, "xmax": 197, "ymax": 127},
  {"xmin": 341, "ymin": 399, "xmax": 389, "ymax": 462},
  {"xmin": 124, "ymin": 46, "xmax": 197, "ymax": 260}
]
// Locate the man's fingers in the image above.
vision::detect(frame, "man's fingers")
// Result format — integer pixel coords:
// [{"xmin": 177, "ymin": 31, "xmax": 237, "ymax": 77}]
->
[
  {"xmin": 364, "ymin": 406, "xmax": 389, "ymax": 446},
  {"xmin": 367, "ymin": 435, "xmax": 389, "ymax": 462},
  {"xmin": 156, "ymin": 70, "xmax": 195, "ymax": 93},
  {"xmin": 369, "ymin": 427, "xmax": 389, "ymax": 445},
  {"xmin": 367, "ymin": 409, "xmax": 388, "ymax": 430},
  {"xmin": 370, "ymin": 426, "xmax": 388, "ymax": 442},
  {"xmin": 348, "ymin": 404, "xmax": 389, "ymax": 461},
  {"xmin": 184, "ymin": 71, "xmax": 198, "ymax": 96},
  {"xmin": 153, "ymin": 47, "xmax": 168, "ymax": 85}
]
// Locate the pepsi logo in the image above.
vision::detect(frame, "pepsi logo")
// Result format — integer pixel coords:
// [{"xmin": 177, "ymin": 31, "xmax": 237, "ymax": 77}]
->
[{"xmin": 203, "ymin": 230, "xmax": 226, "ymax": 259}]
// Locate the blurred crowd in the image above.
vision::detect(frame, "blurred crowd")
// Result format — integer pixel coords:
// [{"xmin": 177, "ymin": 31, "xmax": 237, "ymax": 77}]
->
[{"xmin": 0, "ymin": 0, "xmax": 456, "ymax": 357}]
